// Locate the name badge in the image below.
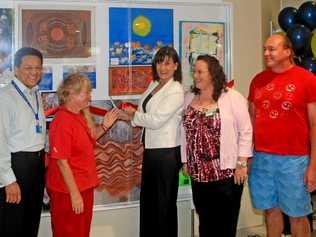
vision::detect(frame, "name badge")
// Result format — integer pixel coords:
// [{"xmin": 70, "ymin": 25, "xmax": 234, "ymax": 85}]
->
[
  {"xmin": 36, "ymin": 124, "xmax": 43, "ymax": 134},
  {"xmin": 204, "ymin": 108, "xmax": 219, "ymax": 117}
]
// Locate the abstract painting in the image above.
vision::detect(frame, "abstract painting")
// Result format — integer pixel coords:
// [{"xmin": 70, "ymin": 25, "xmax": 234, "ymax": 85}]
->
[
  {"xmin": 109, "ymin": 7, "xmax": 173, "ymax": 66},
  {"xmin": 108, "ymin": 7, "xmax": 173, "ymax": 96},
  {"xmin": 41, "ymin": 91, "xmax": 58, "ymax": 113},
  {"xmin": 180, "ymin": 21, "xmax": 225, "ymax": 91},
  {"xmin": 22, "ymin": 9, "xmax": 91, "ymax": 58},
  {"xmin": 63, "ymin": 65, "xmax": 96, "ymax": 89},
  {"xmin": 109, "ymin": 66, "xmax": 152, "ymax": 96},
  {"xmin": 39, "ymin": 66, "xmax": 53, "ymax": 91},
  {"xmin": 91, "ymin": 100, "xmax": 143, "ymax": 203}
]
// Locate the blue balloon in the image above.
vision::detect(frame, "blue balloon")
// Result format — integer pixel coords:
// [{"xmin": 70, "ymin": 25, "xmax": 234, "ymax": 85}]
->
[
  {"xmin": 278, "ymin": 7, "xmax": 298, "ymax": 31},
  {"xmin": 297, "ymin": 1, "xmax": 316, "ymax": 30},
  {"xmin": 301, "ymin": 57, "xmax": 316, "ymax": 74},
  {"xmin": 287, "ymin": 24, "xmax": 312, "ymax": 55}
]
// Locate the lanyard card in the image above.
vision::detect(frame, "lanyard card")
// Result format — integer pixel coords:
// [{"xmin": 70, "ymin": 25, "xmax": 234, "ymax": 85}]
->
[{"xmin": 35, "ymin": 120, "xmax": 43, "ymax": 134}]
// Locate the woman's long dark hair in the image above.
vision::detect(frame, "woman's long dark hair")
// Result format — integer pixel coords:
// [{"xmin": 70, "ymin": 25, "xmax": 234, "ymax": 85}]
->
[
  {"xmin": 191, "ymin": 55, "xmax": 227, "ymax": 101},
  {"xmin": 151, "ymin": 46, "xmax": 182, "ymax": 83}
]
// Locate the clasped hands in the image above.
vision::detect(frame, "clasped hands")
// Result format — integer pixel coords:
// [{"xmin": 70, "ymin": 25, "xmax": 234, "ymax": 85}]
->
[
  {"xmin": 117, "ymin": 105, "xmax": 136, "ymax": 121},
  {"xmin": 102, "ymin": 105, "xmax": 136, "ymax": 129}
]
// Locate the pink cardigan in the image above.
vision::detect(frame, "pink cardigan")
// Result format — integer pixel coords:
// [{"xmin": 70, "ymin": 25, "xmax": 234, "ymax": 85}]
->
[{"xmin": 180, "ymin": 88, "xmax": 253, "ymax": 169}]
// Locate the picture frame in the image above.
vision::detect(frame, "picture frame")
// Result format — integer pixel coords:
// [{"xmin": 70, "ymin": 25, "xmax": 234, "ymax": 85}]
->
[
  {"xmin": 20, "ymin": 7, "xmax": 93, "ymax": 59},
  {"xmin": 179, "ymin": 21, "xmax": 226, "ymax": 91},
  {"xmin": 109, "ymin": 66, "xmax": 152, "ymax": 96},
  {"xmin": 41, "ymin": 91, "xmax": 58, "ymax": 117}
]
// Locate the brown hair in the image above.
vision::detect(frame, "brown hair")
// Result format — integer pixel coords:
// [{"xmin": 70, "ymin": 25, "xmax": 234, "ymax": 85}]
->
[{"xmin": 191, "ymin": 55, "xmax": 227, "ymax": 101}]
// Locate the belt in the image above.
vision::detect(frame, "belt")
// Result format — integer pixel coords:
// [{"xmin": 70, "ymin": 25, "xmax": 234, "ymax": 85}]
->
[{"xmin": 11, "ymin": 149, "xmax": 45, "ymax": 157}]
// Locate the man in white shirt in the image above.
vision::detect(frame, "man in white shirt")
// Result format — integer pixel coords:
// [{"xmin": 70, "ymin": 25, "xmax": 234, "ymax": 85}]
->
[{"xmin": 0, "ymin": 47, "xmax": 46, "ymax": 237}]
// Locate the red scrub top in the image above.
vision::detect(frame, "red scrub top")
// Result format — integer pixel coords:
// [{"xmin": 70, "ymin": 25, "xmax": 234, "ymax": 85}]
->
[{"xmin": 46, "ymin": 106, "xmax": 98, "ymax": 193}]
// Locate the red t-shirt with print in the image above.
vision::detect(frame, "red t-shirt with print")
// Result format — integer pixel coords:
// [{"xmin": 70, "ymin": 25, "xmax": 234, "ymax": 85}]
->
[
  {"xmin": 248, "ymin": 65, "xmax": 316, "ymax": 155},
  {"xmin": 46, "ymin": 106, "xmax": 98, "ymax": 193}
]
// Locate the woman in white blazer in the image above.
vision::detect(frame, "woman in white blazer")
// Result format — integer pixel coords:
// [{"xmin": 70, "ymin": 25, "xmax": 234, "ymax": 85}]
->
[{"xmin": 120, "ymin": 46, "xmax": 184, "ymax": 237}]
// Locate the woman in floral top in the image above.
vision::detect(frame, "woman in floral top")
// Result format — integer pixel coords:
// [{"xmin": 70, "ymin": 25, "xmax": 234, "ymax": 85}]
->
[{"xmin": 181, "ymin": 55, "xmax": 253, "ymax": 237}]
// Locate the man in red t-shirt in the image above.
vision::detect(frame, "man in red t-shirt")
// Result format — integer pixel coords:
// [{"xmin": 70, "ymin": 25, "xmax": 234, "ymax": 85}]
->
[{"xmin": 248, "ymin": 34, "xmax": 316, "ymax": 237}]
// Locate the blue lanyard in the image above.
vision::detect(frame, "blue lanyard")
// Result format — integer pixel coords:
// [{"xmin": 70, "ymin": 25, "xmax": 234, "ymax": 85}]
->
[{"xmin": 11, "ymin": 80, "xmax": 40, "ymax": 121}]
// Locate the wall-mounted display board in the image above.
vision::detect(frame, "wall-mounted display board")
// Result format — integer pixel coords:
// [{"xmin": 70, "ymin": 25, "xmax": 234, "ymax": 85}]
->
[{"xmin": 0, "ymin": 0, "xmax": 232, "ymax": 210}]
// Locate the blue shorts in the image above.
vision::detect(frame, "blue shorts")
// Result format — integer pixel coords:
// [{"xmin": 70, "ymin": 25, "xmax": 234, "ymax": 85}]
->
[{"xmin": 249, "ymin": 152, "xmax": 312, "ymax": 217}]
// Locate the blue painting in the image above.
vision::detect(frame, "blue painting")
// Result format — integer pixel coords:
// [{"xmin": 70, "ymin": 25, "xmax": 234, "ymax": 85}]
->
[
  {"xmin": 63, "ymin": 65, "xmax": 96, "ymax": 89},
  {"xmin": 109, "ymin": 7, "xmax": 173, "ymax": 66},
  {"xmin": 39, "ymin": 66, "xmax": 53, "ymax": 91}
]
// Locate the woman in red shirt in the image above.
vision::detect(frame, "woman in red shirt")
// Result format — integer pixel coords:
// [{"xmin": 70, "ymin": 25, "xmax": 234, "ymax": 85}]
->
[{"xmin": 46, "ymin": 73, "xmax": 118, "ymax": 237}]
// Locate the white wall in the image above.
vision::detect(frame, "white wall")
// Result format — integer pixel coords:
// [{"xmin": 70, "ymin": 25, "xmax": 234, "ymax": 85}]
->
[{"xmin": 281, "ymin": 0, "xmax": 306, "ymax": 8}]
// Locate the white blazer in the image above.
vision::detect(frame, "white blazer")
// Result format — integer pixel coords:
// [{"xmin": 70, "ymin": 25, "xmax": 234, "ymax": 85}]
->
[{"xmin": 132, "ymin": 79, "xmax": 184, "ymax": 149}]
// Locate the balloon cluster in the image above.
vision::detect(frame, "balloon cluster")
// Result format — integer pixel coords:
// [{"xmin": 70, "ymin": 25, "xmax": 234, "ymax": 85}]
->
[{"xmin": 278, "ymin": 1, "xmax": 316, "ymax": 74}]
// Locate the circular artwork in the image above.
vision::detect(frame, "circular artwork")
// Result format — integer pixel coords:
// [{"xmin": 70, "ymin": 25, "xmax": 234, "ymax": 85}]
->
[
  {"xmin": 50, "ymin": 27, "xmax": 65, "ymax": 42},
  {"xmin": 22, "ymin": 10, "xmax": 91, "ymax": 58},
  {"xmin": 132, "ymin": 15, "xmax": 151, "ymax": 37},
  {"xmin": 36, "ymin": 17, "xmax": 76, "ymax": 54}
]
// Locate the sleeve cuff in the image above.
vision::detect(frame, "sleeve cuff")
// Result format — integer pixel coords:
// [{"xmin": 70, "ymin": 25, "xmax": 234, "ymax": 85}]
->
[{"xmin": 0, "ymin": 169, "xmax": 16, "ymax": 187}]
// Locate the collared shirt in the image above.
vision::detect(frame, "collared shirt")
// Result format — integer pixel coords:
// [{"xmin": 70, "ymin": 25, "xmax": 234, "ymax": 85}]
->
[{"xmin": 0, "ymin": 77, "xmax": 46, "ymax": 187}]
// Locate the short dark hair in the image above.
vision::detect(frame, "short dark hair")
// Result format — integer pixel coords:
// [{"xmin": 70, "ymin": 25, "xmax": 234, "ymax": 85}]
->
[
  {"xmin": 14, "ymin": 47, "xmax": 43, "ymax": 67},
  {"xmin": 152, "ymin": 46, "xmax": 182, "ymax": 83},
  {"xmin": 191, "ymin": 55, "xmax": 227, "ymax": 101}
]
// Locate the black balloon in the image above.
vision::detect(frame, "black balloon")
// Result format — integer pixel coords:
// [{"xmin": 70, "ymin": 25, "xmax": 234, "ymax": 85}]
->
[
  {"xmin": 301, "ymin": 57, "xmax": 316, "ymax": 74},
  {"xmin": 297, "ymin": 1, "xmax": 316, "ymax": 30},
  {"xmin": 287, "ymin": 24, "xmax": 311, "ymax": 55},
  {"xmin": 278, "ymin": 7, "xmax": 298, "ymax": 31},
  {"xmin": 294, "ymin": 56, "xmax": 302, "ymax": 65}
]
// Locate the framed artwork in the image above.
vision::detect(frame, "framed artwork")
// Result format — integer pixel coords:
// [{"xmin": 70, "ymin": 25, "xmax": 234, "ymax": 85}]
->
[
  {"xmin": 109, "ymin": 7, "xmax": 173, "ymax": 66},
  {"xmin": 179, "ymin": 21, "xmax": 225, "ymax": 91},
  {"xmin": 90, "ymin": 99, "xmax": 142, "ymax": 202},
  {"xmin": 109, "ymin": 66, "xmax": 152, "ymax": 96},
  {"xmin": 21, "ymin": 9, "xmax": 92, "ymax": 58},
  {"xmin": 38, "ymin": 66, "xmax": 53, "ymax": 91},
  {"xmin": 41, "ymin": 91, "xmax": 58, "ymax": 113},
  {"xmin": 0, "ymin": 8, "xmax": 14, "ymax": 78},
  {"xmin": 63, "ymin": 65, "xmax": 96, "ymax": 89},
  {"xmin": 108, "ymin": 7, "xmax": 173, "ymax": 96}
]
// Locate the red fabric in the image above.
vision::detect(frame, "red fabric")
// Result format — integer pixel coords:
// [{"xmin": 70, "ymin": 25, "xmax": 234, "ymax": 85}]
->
[
  {"xmin": 49, "ymin": 188, "xmax": 94, "ymax": 237},
  {"xmin": 45, "ymin": 104, "xmax": 138, "ymax": 118},
  {"xmin": 248, "ymin": 66, "xmax": 316, "ymax": 155},
  {"xmin": 89, "ymin": 106, "xmax": 108, "ymax": 116},
  {"xmin": 46, "ymin": 106, "xmax": 98, "ymax": 193}
]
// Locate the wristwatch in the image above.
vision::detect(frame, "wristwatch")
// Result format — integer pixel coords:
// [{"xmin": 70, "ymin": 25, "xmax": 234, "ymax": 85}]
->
[{"xmin": 236, "ymin": 160, "xmax": 247, "ymax": 168}]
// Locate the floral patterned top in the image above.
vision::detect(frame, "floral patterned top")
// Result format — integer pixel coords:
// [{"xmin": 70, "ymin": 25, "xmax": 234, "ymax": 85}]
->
[{"xmin": 183, "ymin": 106, "xmax": 234, "ymax": 182}]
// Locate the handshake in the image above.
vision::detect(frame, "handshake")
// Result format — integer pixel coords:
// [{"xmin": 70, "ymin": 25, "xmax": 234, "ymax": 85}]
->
[{"xmin": 100, "ymin": 102, "xmax": 137, "ymax": 130}]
